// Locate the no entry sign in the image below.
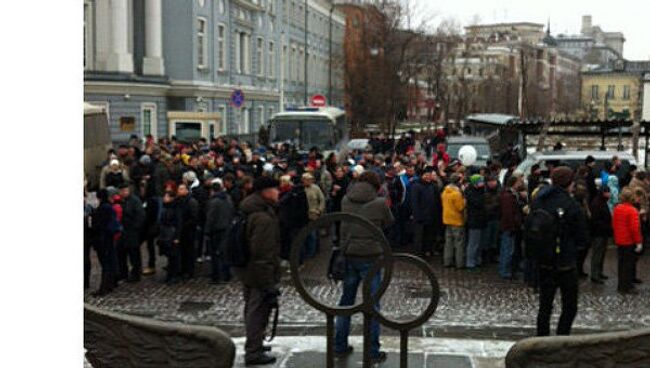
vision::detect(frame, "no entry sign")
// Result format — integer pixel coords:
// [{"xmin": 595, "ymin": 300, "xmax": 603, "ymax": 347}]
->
[{"xmin": 310, "ymin": 94, "xmax": 327, "ymax": 107}]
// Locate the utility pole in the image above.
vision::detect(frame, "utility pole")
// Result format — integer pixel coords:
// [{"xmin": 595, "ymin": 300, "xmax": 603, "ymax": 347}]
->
[
  {"xmin": 328, "ymin": 4, "xmax": 333, "ymax": 106},
  {"xmin": 304, "ymin": 0, "xmax": 309, "ymax": 106},
  {"xmin": 280, "ymin": 31, "xmax": 285, "ymax": 111}
]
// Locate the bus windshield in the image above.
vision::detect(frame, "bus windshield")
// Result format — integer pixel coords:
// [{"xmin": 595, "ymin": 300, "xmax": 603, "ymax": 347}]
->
[{"xmin": 270, "ymin": 119, "xmax": 335, "ymax": 151}]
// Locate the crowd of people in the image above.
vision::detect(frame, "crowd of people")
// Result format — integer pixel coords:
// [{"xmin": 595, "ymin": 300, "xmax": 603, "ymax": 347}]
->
[{"xmin": 84, "ymin": 130, "xmax": 646, "ymax": 365}]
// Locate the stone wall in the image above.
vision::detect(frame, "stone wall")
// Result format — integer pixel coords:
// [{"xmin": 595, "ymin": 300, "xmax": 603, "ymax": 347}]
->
[
  {"xmin": 505, "ymin": 328, "xmax": 650, "ymax": 368},
  {"xmin": 84, "ymin": 304, "xmax": 235, "ymax": 368}
]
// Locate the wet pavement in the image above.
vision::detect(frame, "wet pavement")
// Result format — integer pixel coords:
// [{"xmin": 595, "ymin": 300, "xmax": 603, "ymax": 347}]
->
[{"xmin": 85, "ymin": 239, "xmax": 650, "ymax": 340}]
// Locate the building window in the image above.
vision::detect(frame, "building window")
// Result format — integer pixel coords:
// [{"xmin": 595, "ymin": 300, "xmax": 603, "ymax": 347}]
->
[
  {"xmin": 197, "ymin": 17, "xmax": 208, "ymax": 69},
  {"xmin": 591, "ymin": 85, "xmax": 599, "ymax": 100},
  {"xmin": 268, "ymin": 41, "xmax": 275, "ymax": 78},
  {"xmin": 268, "ymin": 107, "xmax": 275, "ymax": 120},
  {"xmin": 256, "ymin": 37, "xmax": 265, "ymax": 76},
  {"xmin": 217, "ymin": 24, "xmax": 227, "ymax": 71},
  {"xmin": 291, "ymin": 45, "xmax": 297, "ymax": 81},
  {"xmin": 141, "ymin": 103, "xmax": 157, "ymax": 140},
  {"xmin": 218, "ymin": 105, "xmax": 227, "ymax": 135},
  {"xmin": 219, "ymin": 0, "xmax": 226, "ymax": 14},
  {"xmin": 258, "ymin": 106, "xmax": 264, "ymax": 130},
  {"xmin": 237, "ymin": 32, "xmax": 250, "ymax": 74},
  {"xmin": 240, "ymin": 107, "xmax": 250, "ymax": 134},
  {"xmin": 283, "ymin": 44, "xmax": 288, "ymax": 81},
  {"xmin": 623, "ymin": 85, "xmax": 631, "ymax": 100},
  {"xmin": 299, "ymin": 48, "xmax": 304, "ymax": 83},
  {"xmin": 607, "ymin": 85, "xmax": 615, "ymax": 100}
]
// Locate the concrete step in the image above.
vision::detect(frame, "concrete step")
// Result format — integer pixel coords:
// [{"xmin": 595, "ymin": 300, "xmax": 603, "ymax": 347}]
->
[{"xmin": 232, "ymin": 336, "xmax": 514, "ymax": 368}]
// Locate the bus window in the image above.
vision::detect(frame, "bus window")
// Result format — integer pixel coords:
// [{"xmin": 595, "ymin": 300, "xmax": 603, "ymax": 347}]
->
[{"xmin": 175, "ymin": 122, "xmax": 202, "ymax": 142}]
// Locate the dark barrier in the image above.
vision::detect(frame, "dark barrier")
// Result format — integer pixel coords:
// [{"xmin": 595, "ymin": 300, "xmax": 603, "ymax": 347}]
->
[
  {"xmin": 84, "ymin": 304, "xmax": 236, "ymax": 368},
  {"xmin": 290, "ymin": 212, "xmax": 440, "ymax": 368},
  {"xmin": 505, "ymin": 328, "xmax": 650, "ymax": 367}
]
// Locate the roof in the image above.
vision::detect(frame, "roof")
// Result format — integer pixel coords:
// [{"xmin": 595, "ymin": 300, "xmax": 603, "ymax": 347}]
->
[
  {"xmin": 466, "ymin": 113, "xmax": 520, "ymax": 126},
  {"xmin": 465, "ymin": 22, "xmax": 544, "ymax": 30},
  {"xmin": 447, "ymin": 136, "xmax": 489, "ymax": 144},
  {"xmin": 582, "ymin": 59, "xmax": 650, "ymax": 75},
  {"xmin": 528, "ymin": 150, "xmax": 636, "ymax": 161},
  {"xmin": 270, "ymin": 107, "xmax": 345, "ymax": 121}
]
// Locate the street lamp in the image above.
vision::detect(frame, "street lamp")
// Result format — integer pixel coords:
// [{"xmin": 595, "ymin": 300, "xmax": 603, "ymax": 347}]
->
[{"xmin": 370, "ymin": 48, "xmax": 380, "ymax": 57}]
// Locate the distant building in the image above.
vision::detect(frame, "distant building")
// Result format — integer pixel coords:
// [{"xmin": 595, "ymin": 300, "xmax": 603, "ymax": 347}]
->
[
  {"xmin": 84, "ymin": 0, "xmax": 345, "ymax": 142},
  {"xmin": 581, "ymin": 59, "xmax": 650, "ymax": 120},
  {"xmin": 642, "ymin": 73, "xmax": 650, "ymax": 121},
  {"xmin": 555, "ymin": 15, "xmax": 624, "ymax": 68}
]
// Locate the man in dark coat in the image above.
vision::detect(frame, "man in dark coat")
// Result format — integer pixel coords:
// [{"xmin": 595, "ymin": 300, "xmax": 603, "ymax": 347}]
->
[
  {"xmin": 532, "ymin": 167, "xmax": 589, "ymax": 337},
  {"xmin": 410, "ymin": 167, "xmax": 440, "ymax": 256},
  {"xmin": 191, "ymin": 175, "xmax": 212, "ymax": 262},
  {"xmin": 118, "ymin": 184, "xmax": 146, "ymax": 282},
  {"xmin": 176, "ymin": 183, "xmax": 199, "ymax": 279},
  {"xmin": 482, "ymin": 176, "xmax": 501, "ymax": 263},
  {"xmin": 204, "ymin": 181, "xmax": 235, "ymax": 284},
  {"xmin": 585, "ymin": 155, "xmax": 598, "ymax": 202},
  {"xmin": 237, "ymin": 176, "xmax": 282, "ymax": 366},
  {"xmin": 589, "ymin": 186, "xmax": 612, "ymax": 283},
  {"xmin": 465, "ymin": 174, "xmax": 487, "ymax": 269},
  {"xmin": 278, "ymin": 181, "xmax": 309, "ymax": 260}
]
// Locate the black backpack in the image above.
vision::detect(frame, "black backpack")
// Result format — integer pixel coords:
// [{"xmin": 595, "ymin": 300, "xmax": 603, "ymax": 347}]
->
[
  {"xmin": 524, "ymin": 206, "xmax": 565, "ymax": 267},
  {"xmin": 227, "ymin": 210, "xmax": 250, "ymax": 267}
]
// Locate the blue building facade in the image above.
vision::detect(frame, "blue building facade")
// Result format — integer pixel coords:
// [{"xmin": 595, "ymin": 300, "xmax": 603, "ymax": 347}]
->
[{"xmin": 84, "ymin": 0, "xmax": 345, "ymax": 143}]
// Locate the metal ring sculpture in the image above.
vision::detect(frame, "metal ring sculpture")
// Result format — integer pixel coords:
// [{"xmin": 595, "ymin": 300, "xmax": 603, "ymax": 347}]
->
[{"xmin": 290, "ymin": 212, "xmax": 441, "ymax": 368}]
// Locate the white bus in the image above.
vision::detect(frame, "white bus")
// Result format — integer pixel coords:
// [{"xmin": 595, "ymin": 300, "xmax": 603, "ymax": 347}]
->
[{"xmin": 267, "ymin": 107, "xmax": 347, "ymax": 154}]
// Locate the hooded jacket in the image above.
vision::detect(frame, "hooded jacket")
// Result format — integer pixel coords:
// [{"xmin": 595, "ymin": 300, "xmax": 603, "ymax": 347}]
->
[
  {"xmin": 238, "ymin": 193, "xmax": 281, "ymax": 289},
  {"xmin": 441, "ymin": 184, "xmax": 465, "ymax": 227},
  {"xmin": 341, "ymin": 182, "xmax": 394, "ymax": 257}
]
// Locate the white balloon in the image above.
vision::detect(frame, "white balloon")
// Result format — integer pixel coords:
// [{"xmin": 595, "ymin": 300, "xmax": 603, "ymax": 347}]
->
[{"xmin": 458, "ymin": 145, "xmax": 478, "ymax": 166}]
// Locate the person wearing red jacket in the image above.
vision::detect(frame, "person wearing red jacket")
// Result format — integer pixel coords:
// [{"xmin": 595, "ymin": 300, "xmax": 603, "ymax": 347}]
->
[{"xmin": 611, "ymin": 187, "xmax": 644, "ymax": 294}]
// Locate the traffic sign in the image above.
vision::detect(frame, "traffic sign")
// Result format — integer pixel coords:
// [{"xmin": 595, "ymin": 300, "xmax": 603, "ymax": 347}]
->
[
  {"xmin": 230, "ymin": 89, "xmax": 245, "ymax": 108},
  {"xmin": 310, "ymin": 94, "xmax": 327, "ymax": 107}
]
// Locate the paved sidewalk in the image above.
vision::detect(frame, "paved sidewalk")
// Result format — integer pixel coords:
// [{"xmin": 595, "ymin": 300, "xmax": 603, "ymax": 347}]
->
[{"xmin": 85, "ymin": 244, "xmax": 650, "ymax": 340}]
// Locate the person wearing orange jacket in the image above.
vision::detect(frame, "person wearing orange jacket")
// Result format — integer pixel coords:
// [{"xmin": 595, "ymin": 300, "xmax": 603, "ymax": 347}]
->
[{"xmin": 612, "ymin": 187, "xmax": 644, "ymax": 294}]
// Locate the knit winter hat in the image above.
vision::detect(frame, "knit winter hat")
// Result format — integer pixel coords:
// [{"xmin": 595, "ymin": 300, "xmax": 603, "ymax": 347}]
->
[
  {"xmin": 551, "ymin": 166, "xmax": 574, "ymax": 188},
  {"xmin": 470, "ymin": 174, "xmax": 484, "ymax": 186}
]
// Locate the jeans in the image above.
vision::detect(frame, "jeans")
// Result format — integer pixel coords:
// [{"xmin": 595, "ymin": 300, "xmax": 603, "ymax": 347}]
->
[
  {"xmin": 590, "ymin": 237, "xmax": 608, "ymax": 279},
  {"xmin": 499, "ymin": 231, "xmax": 514, "ymax": 278},
  {"xmin": 444, "ymin": 226, "xmax": 465, "ymax": 267},
  {"xmin": 335, "ymin": 260, "xmax": 381, "ymax": 358},
  {"xmin": 537, "ymin": 268, "xmax": 578, "ymax": 336},
  {"xmin": 466, "ymin": 228, "xmax": 483, "ymax": 268},
  {"xmin": 209, "ymin": 230, "xmax": 230, "ymax": 282},
  {"xmin": 166, "ymin": 242, "xmax": 181, "ymax": 281},
  {"xmin": 481, "ymin": 220, "xmax": 500, "ymax": 254},
  {"xmin": 305, "ymin": 231, "xmax": 318, "ymax": 258},
  {"xmin": 413, "ymin": 222, "xmax": 436, "ymax": 255}
]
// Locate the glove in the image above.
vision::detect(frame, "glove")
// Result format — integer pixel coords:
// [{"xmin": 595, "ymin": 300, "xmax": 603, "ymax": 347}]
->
[{"xmin": 635, "ymin": 244, "xmax": 643, "ymax": 253}]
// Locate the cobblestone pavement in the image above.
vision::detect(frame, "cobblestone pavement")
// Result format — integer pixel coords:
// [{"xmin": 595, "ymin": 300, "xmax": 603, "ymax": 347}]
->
[{"xmin": 85, "ymin": 238, "xmax": 650, "ymax": 340}]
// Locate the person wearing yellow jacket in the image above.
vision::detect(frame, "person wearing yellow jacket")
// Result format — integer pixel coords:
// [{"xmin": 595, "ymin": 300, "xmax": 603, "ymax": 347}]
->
[{"xmin": 442, "ymin": 173, "xmax": 466, "ymax": 268}]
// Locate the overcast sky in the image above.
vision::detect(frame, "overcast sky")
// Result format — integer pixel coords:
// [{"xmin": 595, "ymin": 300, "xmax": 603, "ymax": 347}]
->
[{"xmin": 417, "ymin": 0, "xmax": 649, "ymax": 60}]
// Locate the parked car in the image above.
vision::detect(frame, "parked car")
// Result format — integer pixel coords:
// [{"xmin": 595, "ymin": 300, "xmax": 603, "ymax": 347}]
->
[
  {"xmin": 446, "ymin": 136, "xmax": 493, "ymax": 167},
  {"xmin": 500, "ymin": 150, "xmax": 637, "ymax": 185}
]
